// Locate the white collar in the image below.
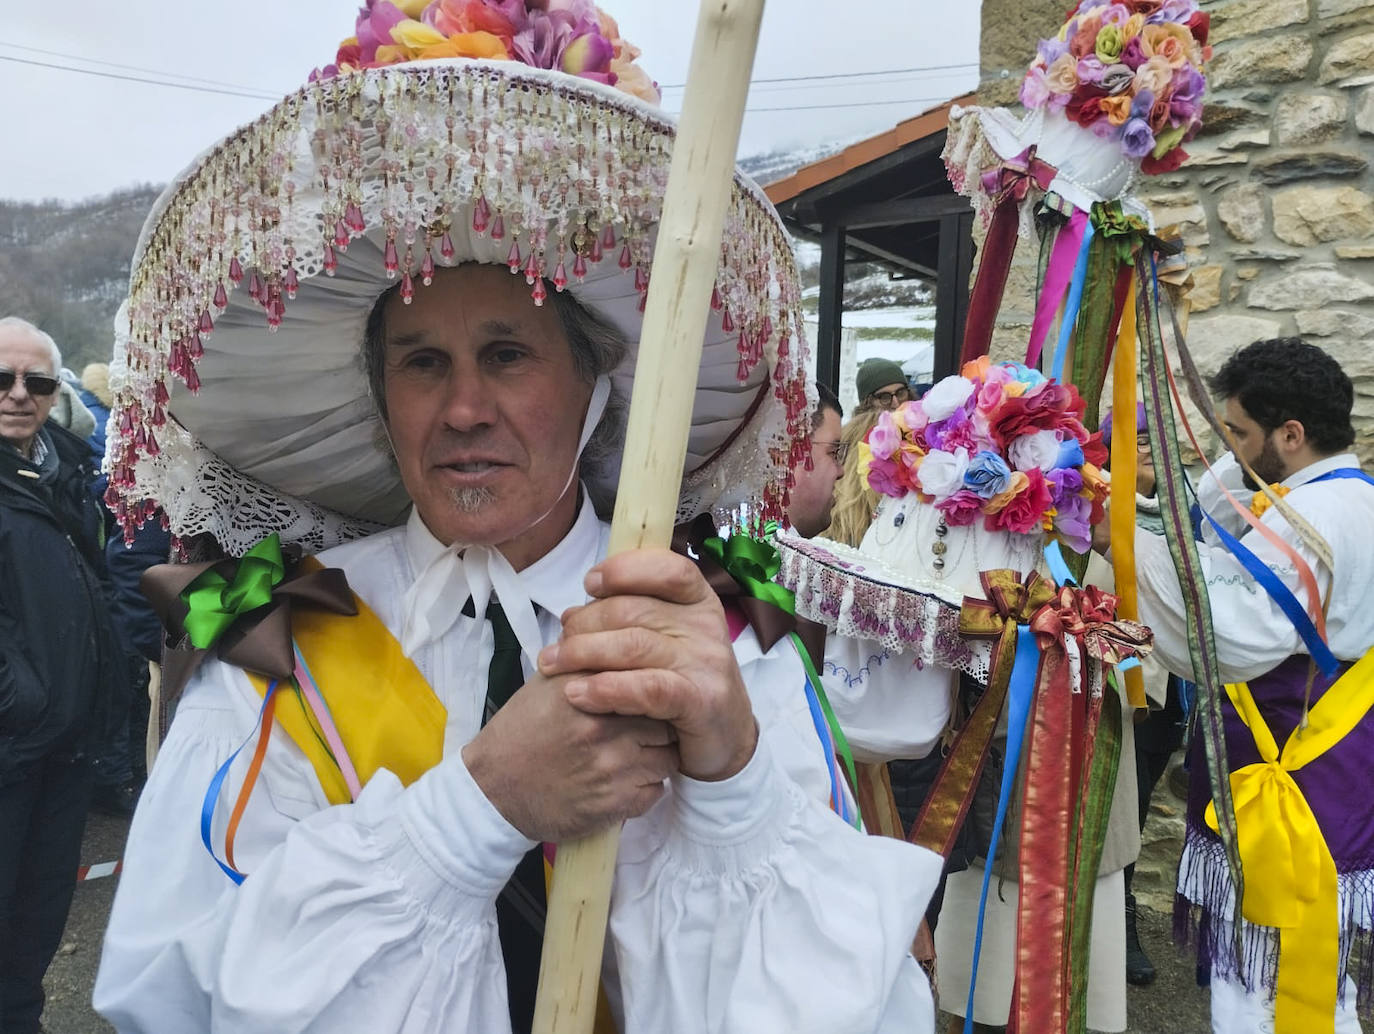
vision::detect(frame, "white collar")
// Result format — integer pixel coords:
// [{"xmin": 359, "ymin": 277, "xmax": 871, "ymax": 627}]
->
[
  {"xmin": 399, "ymin": 491, "xmax": 603, "ymax": 661},
  {"xmin": 1283, "ymin": 453, "xmax": 1361, "ymax": 490}
]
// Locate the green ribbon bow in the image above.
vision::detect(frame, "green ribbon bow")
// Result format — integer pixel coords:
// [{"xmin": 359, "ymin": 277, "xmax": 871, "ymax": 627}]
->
[
  {"xmin": 180, "ymin": 533, "xmax": 286, "ymax": 649},
  {"xmin": 700, "ymin": 533, "xmax": 798, "ymax": 615},
  {"xmin": 1091, "ymin": 200, "xmax": 1150, "ymax": 267}
]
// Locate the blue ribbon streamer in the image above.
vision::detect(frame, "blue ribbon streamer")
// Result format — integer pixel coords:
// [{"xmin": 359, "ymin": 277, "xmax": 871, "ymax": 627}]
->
[
  {"xmin": 800, "ymin": 670, "xmax": 858, "ymax": 828},
  {"xmin": 1050, "ymin": 221, "xmax": 1097, "ymax": 383},
  {"xmin": 1044, "ymin": 540, "xmax": 1078, "ymax": 588},
  {"xmin": 1308, "ymin": 468, "xmax": 1374, "ymax": 490},
  {"xmin": 200, "ymin": 680, "xmax": 282, "ymax": 885},
  {"xmin": 964, "ymin": 624, "xmax": 1042, "ymax": 1033}
]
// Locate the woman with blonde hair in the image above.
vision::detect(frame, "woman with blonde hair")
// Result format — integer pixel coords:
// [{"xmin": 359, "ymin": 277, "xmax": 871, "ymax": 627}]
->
[{"xmin": 823, "ymin": 406, "xmax": 884, "ymax": 547}]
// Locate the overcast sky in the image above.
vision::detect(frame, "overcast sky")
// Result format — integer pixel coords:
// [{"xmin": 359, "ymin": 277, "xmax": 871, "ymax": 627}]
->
[{"xmin": 0, "ymin": 1, "xmax": 980, "ymax": 203}]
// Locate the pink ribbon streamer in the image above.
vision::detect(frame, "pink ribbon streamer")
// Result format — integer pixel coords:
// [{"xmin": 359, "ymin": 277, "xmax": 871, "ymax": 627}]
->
[
  {"xmin": 1025, "ymin": 208, "xmax": 1089, "ymax": 369},
  {"xmin": 293, "ymin": 647, "xmax": 364, "ymax": 802}
]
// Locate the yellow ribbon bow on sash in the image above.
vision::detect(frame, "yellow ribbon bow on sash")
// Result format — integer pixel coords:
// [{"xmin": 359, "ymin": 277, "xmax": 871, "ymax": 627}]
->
[
  {"xmin": 1205, "ymin": 647, "xmax": 1374, "ymax": 1034},
  {"xmin": 1250, "ymin": 483, "xmax": 1291, "ymax": 518}
]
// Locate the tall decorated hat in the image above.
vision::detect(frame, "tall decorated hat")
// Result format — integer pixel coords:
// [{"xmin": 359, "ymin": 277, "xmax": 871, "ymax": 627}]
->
[
  {"xmin": 106, "ymin": 0, "xmax": 815, "ymax": 556},
  {"xmin": 852, "ymin": 358, "xmax": 1109, "ymax": 601},
  {"xmin": 944, "ymin": 0, "xmax": 1210, "ymax": 227}
]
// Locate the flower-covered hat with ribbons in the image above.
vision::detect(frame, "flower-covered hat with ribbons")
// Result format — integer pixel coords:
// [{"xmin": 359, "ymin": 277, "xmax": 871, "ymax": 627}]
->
[
  {"xmin": 106, "ymin": 0, "xmax": 816, "ymax": 558},
  {"xmin": 859, "ymin": 359, "xmax": 1110, "ymax": 553}
]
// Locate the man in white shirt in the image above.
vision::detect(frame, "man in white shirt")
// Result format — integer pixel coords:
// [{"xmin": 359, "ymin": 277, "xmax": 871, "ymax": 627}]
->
[
  {"xmin": 1128, "ymin": 337, "xmax": 1374, "ymax": 1034},
  {"xmin": 95, "ymin": 263, "xmax": 946, "ymax": 1034}
]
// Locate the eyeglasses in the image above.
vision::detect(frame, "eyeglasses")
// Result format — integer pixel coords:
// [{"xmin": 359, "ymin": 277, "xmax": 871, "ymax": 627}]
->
[
  {"xmin": 1136, "ymin": 434, "xmax": 1152, "ymax": 452},
  {"xmin": 0, "ymin": 369, "xmax": 60, "ymax": 397},
  {"xmin": 812, "ymin": 439, "xmax": 850, "ymax": 465},
  {"xmin": 870, "ymin": 386, "xmax": 911, "ymax": 408}
]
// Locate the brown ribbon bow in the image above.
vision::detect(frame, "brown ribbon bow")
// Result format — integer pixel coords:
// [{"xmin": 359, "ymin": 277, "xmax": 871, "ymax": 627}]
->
[
  {"xmin": 672, "ymin": 514, "xmax": 827, "ymax": 671},
  {"xmin": 143, "ymin": 553, "xmax": 357, "ymax": 684},
  {"xmin": 979, "ymin": 146, "xmax": 1059, "ymax": 207},
  {"xmin": 959, "ymin": 568, "xmax": 1057, "ymax": 645}
]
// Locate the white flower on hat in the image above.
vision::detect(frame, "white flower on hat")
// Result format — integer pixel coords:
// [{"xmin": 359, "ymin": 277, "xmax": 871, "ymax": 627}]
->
[
  {"xmin": 1008, "ymin": 428, "xmax": 1064, "ymax": 472},
  {"xmin": 921, "ymin": 375, "xmax": 976, "ymax": 422},
  {"xmin": 917, "ymin": 447, "xmax": 971, "ymax": 499}
]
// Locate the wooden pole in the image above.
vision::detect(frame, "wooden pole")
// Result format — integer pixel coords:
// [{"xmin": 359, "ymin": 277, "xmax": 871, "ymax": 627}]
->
[{"xmin": 531, "ymin": 2, "xmax": 767, "ymax": 1032}]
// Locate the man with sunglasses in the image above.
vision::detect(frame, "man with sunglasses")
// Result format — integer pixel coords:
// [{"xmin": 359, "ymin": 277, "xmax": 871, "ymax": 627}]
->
[{"xmin": 0, "ymin": 316, "xmax": 124, "ymax": 1034}]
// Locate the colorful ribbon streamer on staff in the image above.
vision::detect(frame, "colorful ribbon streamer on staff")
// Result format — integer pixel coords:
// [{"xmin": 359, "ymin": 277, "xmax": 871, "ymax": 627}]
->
[
  {"xmin": 1026, "ymin": 209, "xmax": 1090, "ymax": 370},
  {"xmin": 960, "ymin": 148, "xmax": 1059, "ymax": 366},
  {"xmin": 1049, "ymin": 220, "xmax": 1098, "ymax": 384},
  {"xmin": 962, "ymin": 604, "xmax": 1044, "ymax": 1034},
  {"xmin": 1109, "ymin": 277, "xmax": 1146, "ymax": 709},
  {"xmin": 1136, "ymin": 249, "xmax": 1245, "ymax": 939}
]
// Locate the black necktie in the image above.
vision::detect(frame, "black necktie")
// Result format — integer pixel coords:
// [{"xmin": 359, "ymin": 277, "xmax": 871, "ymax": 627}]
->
[{"xmin": 484, "ymin": 599, "xmax": 546, "ymax": 1034}]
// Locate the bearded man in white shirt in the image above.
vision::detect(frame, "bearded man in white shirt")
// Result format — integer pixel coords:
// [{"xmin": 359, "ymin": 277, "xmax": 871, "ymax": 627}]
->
[{"xmin": 1126, "ymin": 337, "xmax": 1374, "ymax": 1034}]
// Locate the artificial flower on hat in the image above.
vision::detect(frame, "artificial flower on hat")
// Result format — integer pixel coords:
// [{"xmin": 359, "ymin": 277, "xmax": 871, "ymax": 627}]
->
[
  {"xmin": 107, "ymin": 0, "xmax": 815, "ymax": 558},
  {"xmin": 1019, "ymin": 0, "xmax": 1209, "ymax": 174}
]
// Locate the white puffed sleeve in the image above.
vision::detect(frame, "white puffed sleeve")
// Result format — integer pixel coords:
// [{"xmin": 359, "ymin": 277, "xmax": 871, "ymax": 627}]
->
[
  {"xmin": 94, "ymin": 661, "xmax": 531, "ymax": 1034},
  {"xmin": 611, "ymin": 735, "xmax": 941, "ymax": 1034}
]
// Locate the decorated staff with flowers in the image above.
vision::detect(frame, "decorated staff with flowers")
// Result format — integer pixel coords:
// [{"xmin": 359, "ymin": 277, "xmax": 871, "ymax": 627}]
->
[
  {"xmin": 92, "ymin": 2, "xmax": 949, "ymax": 1033},
  {"xmin": 823, "ymin": 1, "xmax": 1374, "ymax": 1032},
  {"xmin": 1020, "ymin": 0, "xmax": 1211, "ymax": 176}
]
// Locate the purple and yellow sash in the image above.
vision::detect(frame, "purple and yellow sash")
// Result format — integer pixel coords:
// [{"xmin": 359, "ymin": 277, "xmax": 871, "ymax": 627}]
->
[{"xmin": 1204, "ymin": 646, "xmax": 1374, "ymax": 1034}]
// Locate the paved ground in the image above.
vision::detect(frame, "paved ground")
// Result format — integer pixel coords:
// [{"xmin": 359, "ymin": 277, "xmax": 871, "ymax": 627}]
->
[
  {"xmin": 41, "ymin": 812, "xmax": 124, "ymax": 1034},
  {"xmin": 46, "ymin": 814, "xmax": 1211, "ymax": 1034}
]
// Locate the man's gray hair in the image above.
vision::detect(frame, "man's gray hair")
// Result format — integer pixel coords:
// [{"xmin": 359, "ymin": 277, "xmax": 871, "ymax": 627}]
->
[
  {"xmin": 360, "ymin": 274, "xmax": 628, "ymax": 511},
  {"xmin": 0, "ymin": 316, "xmax": 63, "ymax": 373}
]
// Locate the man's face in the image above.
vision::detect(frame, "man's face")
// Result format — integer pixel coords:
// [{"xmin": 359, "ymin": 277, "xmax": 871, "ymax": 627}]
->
[
  {"xmin": 0, "ymin": 326, "xmax": 57, "ymax": 453},
  {"xmin": 786, "ymin": 407, "xmax": 845, "ymax": 538},
  {"xmin": 381, "ymin": 265, "xmax": 594, "ymax": 566},
  {"xmin": 1222, "ymin": 396, "xmax": 1286, "ymax": 489},
  {"xmin": 867, "ymin": 381, "xmax": 910, "ymax": 411}
]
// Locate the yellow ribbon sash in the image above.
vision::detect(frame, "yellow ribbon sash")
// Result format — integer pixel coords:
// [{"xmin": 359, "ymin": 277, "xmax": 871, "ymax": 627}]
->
[
  {"xmin": 244, "ymin": 560, "xmax": 620, "ymax": 1033},
  {"xmin": 245, "ymin": 557, "xmax": 447, "ymax": 805},
  {"xmin": 1205, "ymin": 647, "xmax": 1374, "ymax": 1033}
]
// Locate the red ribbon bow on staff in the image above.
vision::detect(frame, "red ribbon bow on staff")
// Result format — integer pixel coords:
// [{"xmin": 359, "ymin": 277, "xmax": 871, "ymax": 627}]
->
[
  {"xmin": 1030, "ymin": 583, "xmax": 1152, "ymax": 671},
  {"xmin": 979, "ymin": 146, "xmax": 1058, "ymax": 207}
]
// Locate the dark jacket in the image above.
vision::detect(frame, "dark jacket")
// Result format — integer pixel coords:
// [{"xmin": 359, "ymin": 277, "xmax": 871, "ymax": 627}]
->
[
  {"xmin": 106, "ymin": 517, "xmax": 172, "ymax": 663},
  {"xmin": 0, "ymin": 420, "xmax": 124, "ymax": 784},
  {"xmin": 76, "ymin": 387, "xmax": 110, "ymax": 465}
]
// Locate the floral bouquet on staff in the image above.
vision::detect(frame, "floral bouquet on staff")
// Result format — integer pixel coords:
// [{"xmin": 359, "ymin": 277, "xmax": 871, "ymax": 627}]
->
[{"xmin": 859, "ymin": 359, "xmax": 1109, "ymax": 553}]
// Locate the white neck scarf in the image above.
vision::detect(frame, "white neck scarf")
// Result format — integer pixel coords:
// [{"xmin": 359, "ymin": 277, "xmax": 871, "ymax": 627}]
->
[{"xmin": 399, "ymin": 375, "xmax": 612, "ymax": 662}]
